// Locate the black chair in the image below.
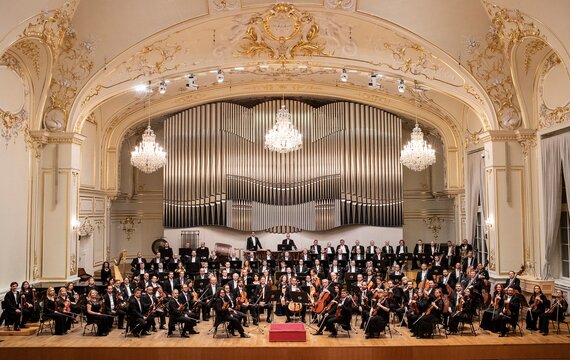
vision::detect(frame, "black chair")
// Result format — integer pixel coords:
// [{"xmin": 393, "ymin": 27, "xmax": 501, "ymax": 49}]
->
[
  {"xmin": 36, "ymin": 301, "xmax": 54, "ymax": 336},
  {"xmin": 212, "ymin": 315, "xmax": 230, "ymax": 338},
  {"xmin": 550, "ymin": 317, "xmax": 570, "ymax": 335},
  {"xmin": 459, "ymin": 313, "xmax": 477, "ymax": 336},
  {"xmin": 432, "ymin": 317, "xmax": 448, "ymax": 339}
]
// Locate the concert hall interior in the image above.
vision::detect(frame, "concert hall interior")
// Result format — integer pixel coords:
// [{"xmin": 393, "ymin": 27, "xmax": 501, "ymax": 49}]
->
[{"xmin": 1, "ymin": 0, "xmax": 570, "ymax": 359}]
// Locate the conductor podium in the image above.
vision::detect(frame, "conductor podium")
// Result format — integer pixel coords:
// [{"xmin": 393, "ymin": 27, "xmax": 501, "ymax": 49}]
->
[{"xmin": 268, "ymin": 323, "xmax": 307, "ymax": 342}]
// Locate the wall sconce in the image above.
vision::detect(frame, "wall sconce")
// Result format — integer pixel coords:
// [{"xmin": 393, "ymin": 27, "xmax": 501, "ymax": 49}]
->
[
  {"xmin": 485, "ymin": 217, "xmax": 494, "ymax": 229},
  {"xmin": 423, "ymin": 216, "xmax": 445, "ymax": 241},
  {"xmin": 71, "ymin": 218, "xmax": 81, "ymax": 231},
  {"xmin": 120, "ymin": 216, "xmax": 142, "ymax": 241}
]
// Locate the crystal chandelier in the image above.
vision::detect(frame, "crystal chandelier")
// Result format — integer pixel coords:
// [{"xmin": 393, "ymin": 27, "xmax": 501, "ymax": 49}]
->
[
  {"xmin": 130, "ymin": 87, "xmax": 167, "ymax": 173},
  {"xmin": 400, "ymin": 100, "xmax": 436, "ymax": 171},
  {"xmin": 264, "ymin": 103, "xmax": 303, "ymax": 153}
]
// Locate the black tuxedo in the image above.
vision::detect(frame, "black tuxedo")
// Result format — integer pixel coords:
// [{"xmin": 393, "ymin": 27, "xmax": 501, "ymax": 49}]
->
[
  {"xmin": 246, "ymin": 236, "xmax": 263, "ymax": 251},
  {"xmin": 367, "ymin": 245, "xmax": 378, "ymax": 254},
  {"xmin": 163, "ymin": 278, "xmax": 176, "ymax": 294},
  {"xmin": 504, "ymin": 277, "xmax": 521, "ymax": 292},
  {"xmin": 396, "ymin": 245, "xmax": 408, "ymax": 254},
  {"xmin": 295, "ymin": 265, "xmax": 308, "ymax": 274},
  {"xmin": 449, "ymin": 269, "xmax": 464, "ymax": 288},
  {"xmin": 310, "ymin": 244, "xmax": 322, "ymax": 254},
  {"xmin": 413, "ymin": 244, "xmax": 426, "ymax": 255},
  {"xmin": 462, "ymin": 256, "xmax": 477, "ymax": 273},
  {"xmin": 415, "ymin": 269, "xmax": 433, "ymax": 285},
  {"xmin": 282, "ymin": 238, "xmax": 297, "ymax": 250},
  {"xmin": 382, "ymin": 245, "xmax": 394, "ymax": 254},
  {"xmin": 351, "ymin": 245, "xmax": 365, "ymax": 255},
  {"xmin": 127, "ymin": 296, "xmax": 150, "ymax": 334},
  {"xmin": 337, "ymin": 244, "xmax": 350, "ymax": 257}
]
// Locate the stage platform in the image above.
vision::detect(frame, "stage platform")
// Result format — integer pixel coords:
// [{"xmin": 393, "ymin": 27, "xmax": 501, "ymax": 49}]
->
[{"xmin": 0, "ymin": 316, "xmax": 569, "ymax": 360}]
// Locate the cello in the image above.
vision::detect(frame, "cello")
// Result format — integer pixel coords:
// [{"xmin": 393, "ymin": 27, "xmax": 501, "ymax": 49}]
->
[{"xmin": 313, "ymin": 290, "xmax": 331, "ymax": 314}]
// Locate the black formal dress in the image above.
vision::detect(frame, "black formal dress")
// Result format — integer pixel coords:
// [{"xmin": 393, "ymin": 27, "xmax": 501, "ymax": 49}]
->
[
  {"xmin": 86, "ymin": 300, "xmax": 112, "ymax": 336},
  {"xmin": 539, "ymin": 299, "xmax": 568, "ymax": 335},
  {"xmin": 525, "ymin": 293, "xmax": 549, "ymax": 330}
]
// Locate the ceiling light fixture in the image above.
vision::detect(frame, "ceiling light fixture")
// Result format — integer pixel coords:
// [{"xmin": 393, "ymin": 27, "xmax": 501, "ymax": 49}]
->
[
  {"xmin": 217, "ymin": 69, "xmax": 225, "ymax": 83},
  {"xmin": 158, "ymin": 80, "xmax": 167, "ymax": 94},
  {"xmin": 264, "ymin": 98, "xmax": 303, "ymax": 154},
  {"xmin": 369, "ymin": 73, "xmax": 380, "ymax": 89},
  {"xmin": 185, "ymin": 74, "xmax": 198, "ymax": 90},
  {"xmin": 400, "ymin": 98, "xmax": 436, "ymax": 171},
  {"xmin": 131, "ymin": 82, "xmax": 167, "ymax": 174},
  {"xmin": 397, "ymin": 79, "xmax": 406, "ymax": 93},
  {"xmin": 340, "ymin": 68, "xmax": 348, "ymax": 82}
]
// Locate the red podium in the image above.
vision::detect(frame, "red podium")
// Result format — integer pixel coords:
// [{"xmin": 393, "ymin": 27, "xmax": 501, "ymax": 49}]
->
[{"xmin": 268, "ymin": 323, "xmax": 307, "ymax": 342}]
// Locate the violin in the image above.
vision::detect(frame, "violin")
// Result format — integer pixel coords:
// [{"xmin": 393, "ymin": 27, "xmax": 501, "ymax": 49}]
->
[
  {"xmin": 530, "ymin": 295, "xmax": 542, "ymax": 312},
  {"xmin": 238, "ymin": 290, "xmax": 249, "ymax": 306}
]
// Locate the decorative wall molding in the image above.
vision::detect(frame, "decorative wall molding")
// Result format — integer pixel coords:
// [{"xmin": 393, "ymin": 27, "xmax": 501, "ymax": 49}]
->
[
  {"xmin": 515, "ymin": 130, "xmax": 537, "ymax": 158},
  {"xmin": 209, "ymin": 0, "xmax": 240, "ymax": 12},
  {"xmin": 0, "ymin": 52, "xmax": 30, "ymax": 145},
  {"xmin": 325, "ymin": 0, "xmax": 356, "ymax": 11},
  {"xmin": 14, "ymin": 40, "xmax": 41, "ymax": 77},
  {"xmin": 236, "ymin": 3, "xmax": 330, "ymax": 60},
  {"xmin": 537, "ymin": 53, "xmax": 568, "ymax": 129},
  {"xmin": 523, "ymin": 39, "xmax": 546, "ymax": 75}
]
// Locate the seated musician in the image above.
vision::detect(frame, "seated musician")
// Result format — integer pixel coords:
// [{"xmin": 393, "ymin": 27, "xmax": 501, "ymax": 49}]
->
[
  {"xmin": 201, "ymin": 277, "xmax": 219, "ymax": 321},
  {"xmin": 352, "ymin": 247, "xmax": 365, "ymax": 261},
  {"xmin": 281, "ymin": 251, "xmax": 292, "ymax": 262},
  {"xmin": 319, "ymin": 248, "xmax": 329, "ymax": 262},
  {"xmin": 86, "ymin": 289, "xmax": 112, "ymax": 336},
  {"xmin": 141, "ymin": 285, "xmax": 161, "ymax": 331},
  {"xmin": 406, "ymin": 289, "xmax": 428, "ymax": 330},
  {"xmin": 127, "ymin": 288, "xmax": 151, "ymax": 336},
  {"xmin": 130, "ymin": 251, "xmax": 147, "ymax": 272},
  {"xmin": 311, "ymin": 239, "xmax": 321, "ymax": 255},
  {"xmin": 264, "ymin": 250, "xmax": 274, "ymax": 261},
  {"xmin": 313, "ymin": 259, "xmax": 325, "ymax": 275},
  {"xmin": 2, "ymin": 282, "xmax": 28, "ymax": 331},
  {"xmin": 296, "ymin": 259, "xmax": 308, "ymax": 275},
  {"xmin": 103, "ymin": 284, "xmax": 126, "ymax": 329},
  {"xmin": 56, "ymin": 287, "xmax": 76, "ymax": 330},
  {"xmin": 372, "ymin": 247, "xmax": 383, "ymax": 262},
  {"xmin": 213, "ymin": 288, "xmax": 250, "ymax": 338},
  {"xmin": 234, "ymin": 279, "xmax": 256, "ymax": 326},
  {"xmin": 492, "ymin": 287, "xmax": 521, "ymax": 337},
  {"xmin": 356, "ymin": 282, "xmax": 372, "ymax": 329},
  {"xmin": 412, "ymin": 239, "xmax": 425, "ymax": 269},
  {"xmin": 259, "ymin": 260, "xmax": 272, "ymax": 275},
  {"xmin": 447, "ymin": 287, "xmax": 476, "ymax": 334},
  {"xmin": 526, "ymin": 285, "xmax": 549, "ymax": 331},
  {"xmin": 503, "ymin": 270, "xmax": 521, "ymax": 293},
  {"xmin": 412, "ymin": 288, "xmax": 444, "ymax": 338},
  {"xmin": 285, "ymin": 277, "xmax": 306, "ymax": 323},
  {"xmin": 21, "ymin": 281, "xmax": 39, "ymax": 323},
  {"xmin": 229, "ymin": 250, "xmax": 239, "ymax": 261},
  {"xmin": 329, "ymin": 259, "xmax": 343, "ymax": 278},
  {"xmin": 254, "ymin": 277, "xmax": 273, "ymax": 323},
  {"xmin": 319, "ymin": 288, "xmax": 354, "ymax": 337},
  {"xmin": 367, "ymin": 240, "xmax": 378, "ymax": 255},
  {"xmin": 538, "ymin": 289, "xmax": 568, "ymax": 335},
  {"xmin": 335, "ymin": 248, "xmax": 347, "ymax": 262},
  {"xmin": 365, "ymin": 289, "xmax": 391, "ymax": 338},
  {"xmin": 415, "ymin": 263, "xmax": 433, "ymax": 289},
  {"xmin": 480, "ymin": 283, "xmax": 505, "ymax": 332},
  {"xmin": 346, "ymin": 260, "xmax": 360, "ymax": 274},
  {"xmin": 168, "ymin": 289, "xmax": 198, "ymax": 337},
  {"xmin": 299, "ymin": 249, "xmax": 311, "ymax": 263},
  {"xmin": 424, "ymin": 280, "xmax": 437, "ymax": 300}
]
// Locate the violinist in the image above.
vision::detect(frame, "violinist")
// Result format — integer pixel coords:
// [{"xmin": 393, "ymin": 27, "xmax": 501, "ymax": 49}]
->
[
  {"xmin": 121, "ymin": 277, "xmax": 134, "ymax": 299},
  {"xmin": 496, "ymin": 287, "xmax": 521, "ymax": 336},
  {"xmin": 163, "ymin": 271, "xmax": 176, "ymax": 295},
  {"xmin": 447, "ymin": 287, "xmax": 475, "ymax": 334},
  {"xmin": 538, "ymin": 289, "xmax": 568, "ymax": 335},
  {"xmin": 253, "ymin": 276, "xmax": 273, "ymax": 323},
  {"xmin": 412, "ymin": 288, "xmax": 444, "ymax": 339},
  {"xmin": 154, "ymin": 287, "xmax": 168, "ymax": 329},
  {"xmin": 320, "ymin": 288, "xmax": 353, "ymax": 337},
  {"xmin": 201, "ymin": 277, "xmax": 219, "ymax": 321},
  {"xmin": 86, "ymin": 289, "xmax": 112, "ymax": 336},
  {"xmin": 21, "ymin": 281, "xmax": 37, "ymax": 324},
  {"xmin": 127, "ymin": 288, "xmax": 151, "ymax": 337},
  {"xmin": 141, "ymin": 285, "xmax": 159, "ymax": 331},
  {"xmin": 179, "ymin": 283, "xmax": 200, "ymax": 321},
  {"xmin": 479, "ymin": 283, "xmax": 504, "ymax": 332},
  {"xmin": 285, "ymin": 277, "xmax": 306, "ymax": 323},
  {"xmin": 2, "ymin": 282, "xmax": 28, "ymax": 331},
  {"xmin": 56, "ymin": 287, "xmax": 74, "ymax": 332},
  {"xmin": 406, "ymin": 289, "xmax": 427, "ymax": 330},
  {"xmin": 234, "ymin": 279, "xmax": 256, "ymax": 325},
  {"xmin": 64, "ymin": 282, "xmax": 80, "ymax": 318},
  {"xmin": 526, "ymin": 285, "xmax": 548, "ymax": 331},
  {"xmin": 356, "ymin": 282, "xmax": 372, "ymax": 329},
  {"xmin": 213, "ymin": 288, "xmax": 250, "ymax": 338},
  {"xmin": 103, "ymin": 284, "xmax": 125, "ymax": 329},
  {"xmin": 42, "ymin": 287, "xmax": 67, "ymax": 335},
  {"xmin": 223, "ymin": 284, "xmax": 247, "ymax": 328},
  {"xmin": 365, "ymin": 289, "xmax": 391, "ymax": 338},
  {"xmin": 168, "ymin": 289, "xmax": 198, "ymax": 337}
]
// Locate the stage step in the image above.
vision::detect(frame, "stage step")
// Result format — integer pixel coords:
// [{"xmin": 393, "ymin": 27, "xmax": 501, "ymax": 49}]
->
[{"xmin": 268, "ymin": 323, "xmax": 306, "ymax": 342}]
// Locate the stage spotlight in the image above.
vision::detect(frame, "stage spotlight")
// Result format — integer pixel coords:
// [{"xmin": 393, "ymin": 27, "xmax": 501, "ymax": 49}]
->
[{"xmin": 369, "ymin": 74, "xmax": 380, "ymax": 89}]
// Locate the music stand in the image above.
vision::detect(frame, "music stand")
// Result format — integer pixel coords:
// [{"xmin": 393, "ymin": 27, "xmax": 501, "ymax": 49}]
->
[
  {"xmin": 417, "ymin": 253, "xmax": 429, "ymax": 264},
  {"xmin": 267, "ymin": 260, "xmax": 276, "ymax": 268},
  {"xmin": 384, "ymin": 253, "xmax": 396, "ymax": 266},
  {"xmin": 167, "ymin": 263, "xmax": 178, "ymax": 272},
  {"xmin": 230, "ymin": 260, "xmax": 242, "ymax": 270},
  {"xmin": 274, "ymin": 271, "xmax": 287, "ymax": 282},
  {"xmin": 355, "ymin": 260, "xmax": 367, "ymax": 269},
  {"xmin": 179, "ymin": 248, "xmax": 192, "ymax": 258},
  {"xmin": 310, "ymin": 254, "xmax": 319, "ymax": 261},
  {"xmin": 208, "ymin": 261, "xmax": 221, "ymax": 271},
  {"xmin": 268, "ymin": 290, "xmax": 282, "ymax": 323},
  {"xmin": 389, "ymin": 274, "xmax": 404, "ymax": 284},
  {"xmin": 344, "ymin": 272, "xmax": 358, "ymax": 292},
  {"xmin": 278, "ymin": 244, "xmax": 293, "ymax": 251},
  {"xmin": 194, "ymin": 278, "xmax": 209, "ymax": 290},
  {"xmin": 289, "ymin": 291, "xmax": 308, "ymax": 323},
  {"xmin": 431, "ymin": 266, "xmax": 443, "ymax": 276},
  {"xmin": 187, "ymin": 263, "xmax": 200, "ymax": 274},
  {"xmin": 249, "ymin": 261, "xmax": 260, "ymax": 272}
]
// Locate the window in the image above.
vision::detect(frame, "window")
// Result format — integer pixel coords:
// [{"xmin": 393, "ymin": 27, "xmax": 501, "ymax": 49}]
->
[
  {"xmin": 561, "ymin": 173, "xmax": 569, "ymax": 278},
  {"xmin": 474, "ymin": 196, "xmax": 488, "ymax": 265}
]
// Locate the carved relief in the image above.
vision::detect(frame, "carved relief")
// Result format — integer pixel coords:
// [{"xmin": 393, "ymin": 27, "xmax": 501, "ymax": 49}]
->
[
  {"xmin": 23, "ymin": 127, "xmax": 48, "ymax": 158},
  {"xmin": 0, "ymin": 53, "xmax": 29, "ymax": 144},
  {"xmin": 236, "ymin": 3, "xmax": 329, "ymax": 60},
  {"xmin": 209, "ymin": 0, "xmax": 240, "ymax": 12},
  {"xmin": 121, "ymin": 38, "xmax": 182, "ymax": 77},
  {"xmin": 14, "ymin": 40, "xmax": 41, "ymax": 77},
  {"xmin": 383, "ymin": 40, "xmax": 440, "ymax": 80},
  {"xmin": 489, "ymin": 248, "xmax": 496, "ymax": 271},
  {"xmin": 538, "ymin": 53, "xmax": 568, "ymax": 129},
  {"xmin": 325, "ymin": 0, "xmax": 356, "ymax": 11},
  {"xmin": 44, "ymin": 28, "xmax": 94, "ymax": 131},
  {"xmin": 70, "ymin": 254, "xmax": 77, "ymax": 276},
  {"xmin": 516, "ymin": 132, "xmax": 536, "ymax": 158},
  {"xmin": 523, "ymin": 39, "xmax": 546, "ymax": 74}
]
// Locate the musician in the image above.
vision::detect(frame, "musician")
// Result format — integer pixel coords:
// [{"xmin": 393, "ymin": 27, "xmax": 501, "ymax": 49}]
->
[
  {"xmin": 415, "ymin": 263, "xmax": 433, "ymax": 288},
  {"xmin": 494, "ymin": 287, "xmax": 521, "ymax": 337},
  {"xmin": 234, "ymin": 279, "xmax": 255, "ymax": 325},
  {"xmin": 319, "ymin": 288, "xmax": 353, "ymax": 337},
  {"xmin": 462, "ymin": 250, "xmax": 477, "ymax": 274},
  {"xmin": 285, "ymin": 277, "xmax": 306, "ymax": 323},
  {"xmin": 443, "ymin": 240, "xmax": 456, "ymax": 268},
  {"xmin": 311, "ymin": 239, "xmax": 321, "ymax": 255},
  {"xmin": 538, "ymin": 290, "xmax": 568, "ymax": 335},
  {"xmin": 371, "ymin": 247, "xmax": 383, "ymax": 263},
  {"xmin": 325, "ymin": 242, "xmax": 335, "ymax": 256},
  {"xmin": 179, "ymin": 283, "xmax": 201, "ymax": 321},
  {"xmin": 428, "ymin": 241, "xmax": 438, "ymax": 259},
  {"xmin": 264, "ymin": 250, "xmax": 274, "ymax": 261},
  {"xmin": 431, "ymin": 255, "xmax": 443, "ymax": 267},
  {"xmin": 85, "ymin": 289, "xmax": 112, "ymax": 336},
  {"xmin": 298, "ymin": 249, "xmax": 311, "ymax": 263},
  {"xmin": 447, "ymin": 287, "xmax": 475, "ymax": 334},
  {"xmin": 356, "ymin": 282, "xmax": 372, "ymax": 329},
  {"xmin": 229, "ymin": 251, "xmax": 240, "ymax": 262},
  {"xmin": 337, "ymin": 239, "xmax": 350, "ymax": 257},
  {"xmin": 130, "ymin": 251, "xmax": 147, "ymax": 272},
  {"xmin": 458, "ymin": 239, "xmax": 473, "ymax": 259},
  {"xmin": 245, "ymin": 232, "xmax": 263, "ymax": 252},
  {"xmin": 259, "ymin": 260, "xmax": 272, "ymax": 275},
  {"xmin": 352, "ymin": 247, "xmax": 366, "ymax": 261},
  {"xmin": 163, "ymin": 271, "xmax": 176, "ymax": 295},
  {"xmin": 195, "ymin": 242, "xmax": 209, "ymax": 260},
  {"xmin": 160, "ymin": 241, "xmax": 173, "ymax": 262},
  {"xmin": 245, "ymin": 252, "xmax": 257, "ymax": 263},
  {"xmin": 367, "ymin": 240, "xmax": 378, "ymax": 255},
  {"xmin": 480, "ymin": 283, "xmax": 505, "ymax": 332},
  {"xmin": 134, "ymin": 262, "xmax": 148, "ymax": 282},
  {"xmin": 406, "ymin": 289, "xmax": 428, "ymax": 330},
  {"xmin": 462, "ymin": 269, "xmax": 482, "ymax": 296},
  {"xmin": 504, "ymin": 270, "xmax": 521, "ymax": 293},
  {"xmin": 254, "ymin": 277, "xmax": 273, "ymax": 323},
  {"xmin": 186, "ymin": 250, "xmax": 200, "ymax": 265},
  {"xmin": 149, "ymin": 252, "xmax": 163, "ymax": 271},
  {"xmin": 150, "ymin": 275, "xmax": 161, "ymax": 289},
  {"xmin": 282, "ymin": 233, "xmax": 297, "ymax": 250},
  {"xmin": 2, "ymin": 282, "xmax": 29, "ymax": 331},
  {"xmin": 335, "ymin": 248, "xmax": 348, "ymax": 262},
  {"xmin": 141, "ymin": 273, "xmax": 151, "ymax": 289},
  {"xmin": 168, "ymin": 289, "xmax": 198, "ymax": 337},
  {"xmin": 208, "ymin": 251, "xmax": 218, "ymax": 262},
  {"xmin": 365, "ymin": 289, "xmax": 391, "ymax": 338},
  {"xmin": 352, "ymin": 240, "xmax": 365, "ymax": 256},
  {"xmin": 281, "ymin": 251, "xmax": 292, "ymax": 262},
  {"xmin": 313, "ymin": 259, "xmax": 325, "ymax": 275},
  {"xmin": 101, "ymin": 284, "xmax": 125, "ymax": 329},
  {"xmin": 127, "ymin": 288, "xmax": 151, "ymax": 337},
  {"xmin": 121, "ymin": 277, "xmax": 134, "ymax": 299},
  {"xmin": 169, "ymin": 253, "xmax": 181, "ymax": 267},
  {"xmin": 100, "ymin": 261, "xmax": 112, "ymax": 285},
  {"xmin": 319, "ymin": 248, "xmax": 329, "ymax": 262},
  {"xmin": 62, "ymin": 282, "xmax": 80, "ymax": 320},
  {"xmin": 84, "ymin": 276, "xmax": 98, "ymax": 296},
  {"xmin": 449, "ymin": 262, "xmax": 464, "ymax": 288},
  {"xmin": 201, "ymin": 277, "xmax": 219, "ymax": 321},
  {"xmin": 438, "ymin": 269, "xmax": 452, "ymax": 294},
  {"xmin": 396, "ymin": 239, "xmax": 408, "ymax": 255},
  {"xmin": 195, "ymin": 267, "xmax": 208, "ymax": 281},
  {"xmin": 526, "ymin": 285, "xmax": 548, "ymax": 331},
  {"xmin": 222, "ymin": 284, "xmax": 248, "ymax": 328},
  {"xmin": 412, "ymin": 288, "xmax": 444, "ymax": 338},
  {"xmin": 381, "ymin": 240, "xmax": 394, "ymax": 255},
  {"xmin": 213, "ymin": 288, "xmax": 250, "ymax": 337},
  {"xmin": 329, "ymin": 272, "xmax": 341, "ymax": 287},
  {"xmin": 346, "ymin": 259, "xmax": 360, "ymax": 274},
  {"xmin": 56, "ymin": 288, "xmax": 74, "ymax": 333},
  {"xmin": 296, "ymin": 259, "xmax": 308, "ymax": 275},
  {"xmin": 141, "ymin": 285, "xmax": 161, "ymax": 331},
  {"xmin": 412, "ymin": 239, "xmax": 426, "ymax": 269}
]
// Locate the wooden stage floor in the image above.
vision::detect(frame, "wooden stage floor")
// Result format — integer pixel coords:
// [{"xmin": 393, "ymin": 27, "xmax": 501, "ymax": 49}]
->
[{"xmin": 1, "ymin": 315, "xmax": 569, "ymax": 360}]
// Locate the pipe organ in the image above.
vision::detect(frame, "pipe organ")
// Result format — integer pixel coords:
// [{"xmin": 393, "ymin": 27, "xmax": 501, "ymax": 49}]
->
[{"xmin": 164, "ymin": 100, "xmax": 403, "ymax": 231}]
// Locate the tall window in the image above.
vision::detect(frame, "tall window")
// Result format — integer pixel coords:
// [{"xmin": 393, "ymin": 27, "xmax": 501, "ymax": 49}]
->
[
  {"xmin": 474, "ymin": 196, "xmax": 488, "ymax": 264},
  {"xmin": 561, "ymin": 173, "xmax": 569, "ymax": 278}
]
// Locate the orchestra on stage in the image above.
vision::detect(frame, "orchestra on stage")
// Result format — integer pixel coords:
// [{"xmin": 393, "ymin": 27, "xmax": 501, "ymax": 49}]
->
[{"xmin": 1, "ymin": 234, "xmax": 568, "ymax": 340}]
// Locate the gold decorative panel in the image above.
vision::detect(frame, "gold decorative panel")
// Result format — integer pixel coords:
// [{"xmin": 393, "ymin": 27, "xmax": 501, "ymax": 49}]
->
[{"xmin": 164, "ymin": 100, "xmax": 403, "ymax": 231}]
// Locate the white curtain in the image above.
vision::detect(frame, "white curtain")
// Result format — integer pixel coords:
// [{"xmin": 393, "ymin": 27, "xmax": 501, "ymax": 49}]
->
[
  {"xmin": 541, "ymin": 132, "xmax": 570, "ymax": 279},
  {"xmin": 466, "ymin": 151, "xmax": 484, "ymax": 245}
]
